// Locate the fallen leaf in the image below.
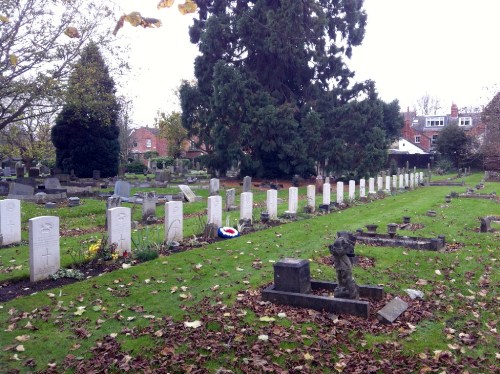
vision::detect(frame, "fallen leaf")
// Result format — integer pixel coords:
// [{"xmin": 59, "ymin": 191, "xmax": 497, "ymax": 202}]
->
[
  {"xmin": 257, "ymin": 334, "xmax": 268, "ymax": 341},
  {"xmin": 73, "ymin": 306, "xmax": 86, "ymax": 316},
  {"xmin": 15, "ymin": 345, "xmax": 25, "ymax": 352},
  {"xmin": 184, "ymin": 320, "xmax": 202, "ymax": 328},
  {"xmin": 15, "ymin": 335, "xmax": 30, "ymax": 342},
  {"xmin": 259, "ymin": 316, "xmax": 275, "ymax": 322},
  {"xmin": 304, "ymin": 352, "xmax": 314, "ymax": 361}
]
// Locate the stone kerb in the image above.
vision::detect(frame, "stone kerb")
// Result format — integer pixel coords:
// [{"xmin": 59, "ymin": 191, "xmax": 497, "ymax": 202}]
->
[
  {"xmin": 0, "ymin": 199, "xmax": 21, "ymax": 245},
  {"xmin": 107, "ymin": 207, "xmax": 131, "ymax": 255},
  {"xmin": 165, "ymin": 201, "xmax": 183, "ymax": 242},
  {"xmin": 29, "ymin": 216, "xmax": 60, "ymax": 282}
]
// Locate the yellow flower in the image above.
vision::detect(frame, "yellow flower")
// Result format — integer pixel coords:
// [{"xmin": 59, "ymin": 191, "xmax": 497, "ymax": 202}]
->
[{"xmin": 111, "ymin": 253, "xmax": 119, "ymax": 260}]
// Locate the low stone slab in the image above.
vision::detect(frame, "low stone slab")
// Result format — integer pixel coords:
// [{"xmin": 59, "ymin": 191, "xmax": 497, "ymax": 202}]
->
[
  {"xmin": 179, "ymin": 184, "xmax": 197, "ymax": 202},
  {"xmin": 377, "ymin": 297, "xmax": 408, "ymax": 323},
  {"xmin": 310, "ymin": 280, "xmax": 384, "ymax": 301},
  {"xmin": 353, "ymin": 232, "xmax": 445, "ymax": 251}
]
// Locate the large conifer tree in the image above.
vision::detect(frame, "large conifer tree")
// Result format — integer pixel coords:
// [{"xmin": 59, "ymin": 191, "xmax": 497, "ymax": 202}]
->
[
  {"xmin": 181, "ymin": 0, "xmax": 402, "ymax": 177},
  {"xmin": 51, "ymin": 43, "xmax": 120, "ymax": 178}
]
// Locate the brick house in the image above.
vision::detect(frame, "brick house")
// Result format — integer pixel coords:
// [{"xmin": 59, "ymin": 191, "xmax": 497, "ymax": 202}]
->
[
  {"xmin": 399, "ymin": 103, "xmax": 486, "ymax": 154},
  {"xmin": 129, "ymin": 127, "xmax": 168, "ymax": 166}
]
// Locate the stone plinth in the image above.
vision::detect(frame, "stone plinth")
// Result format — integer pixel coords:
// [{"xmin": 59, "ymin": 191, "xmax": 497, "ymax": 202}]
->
[{"xmin": 273, "ymin": 258, "xmax": 311, "ymax": 294}]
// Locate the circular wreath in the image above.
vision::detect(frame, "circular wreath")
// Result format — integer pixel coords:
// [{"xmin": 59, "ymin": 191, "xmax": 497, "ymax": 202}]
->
[{"xmin": 218, "ymin": 226, "xmax": 240, "ymax": 239}]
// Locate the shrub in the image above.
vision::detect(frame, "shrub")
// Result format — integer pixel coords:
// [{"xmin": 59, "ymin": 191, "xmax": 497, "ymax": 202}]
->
[
  {"xmin": 134, "ymin": 248, "xmax": 159, "ymax": 262},
  {"xmin": 124, "ymin": 161, "xmax": 146, "ymax": 174}
]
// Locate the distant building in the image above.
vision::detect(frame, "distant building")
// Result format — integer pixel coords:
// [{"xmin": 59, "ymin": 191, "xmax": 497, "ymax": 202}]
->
[
  {"xmin": 396, "ymin": 103, "xmax": 486, "ymax": 154},
  {"xmin": 129, "ymin": 127, "xmax": 168, "ymax": 166}
]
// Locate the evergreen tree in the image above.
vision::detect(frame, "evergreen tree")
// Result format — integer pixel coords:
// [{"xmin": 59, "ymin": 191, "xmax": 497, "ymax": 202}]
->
[
  {"xmin": 51, "ymin": 43, "xmax": 120, "ymax": 177},
  {"xmin": 181, "ymin": 0, "xmax": 402, "ymax": 177},
  {"xmin": 435, "ymin": 123, "xmax": 471, "ymax": 168}
]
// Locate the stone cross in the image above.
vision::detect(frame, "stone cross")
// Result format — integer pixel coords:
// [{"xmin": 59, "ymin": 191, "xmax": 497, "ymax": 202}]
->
[{"xmin": 329, "ymin": 237, "xmax": 359, "ymax": 300}]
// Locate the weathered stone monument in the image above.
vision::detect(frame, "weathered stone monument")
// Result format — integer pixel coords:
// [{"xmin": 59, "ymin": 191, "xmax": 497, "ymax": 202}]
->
[
  {"xmin": 209, "ymin": 178, "xmax": 220, "ymax": 196},
  {"xmin": 306, "ymin": 185, "xmax": 316, "ymax": 212},
  {"xmin": 0, "ymin": 199, "xmax": 21, "ymax": 245},
  {"xmin": 242, "ymin": 176, "xmax": 252, "ymax": 193},
  {"xmin": 114, "ymin": 181, "xmax": 131, "ymax": 202},
  {"xmin": 29, "ymin": 216, "xmax": 60, "ymax": 282},
  {"xmin": 225, "ymin": 188, "xmax": 237, "ymax": 211},
  {"xmin": 329, "ymin": 237, "xmax": 359, "ymax": 299},
  {"xmin": 142, "ymin": 192, "xmax": 157, "ymax": 223}
]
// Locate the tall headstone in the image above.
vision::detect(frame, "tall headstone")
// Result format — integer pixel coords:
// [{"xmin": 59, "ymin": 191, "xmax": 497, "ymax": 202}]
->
[
  {"xmin": 165, "ymin": 201, "xmax": 183, "ymax": 242},
  {"xmin": 336, "ymin": 182, "xmax": 344, "ymax": 204},
  {"xmin": 29, "ymin": 216, "xmax": 60, "ymax": 282},
  {"xmin": 399, "ymin": 174, "xmax": 404, "ymax": 190},
  {"xmin": 207, "ymin": 195, "xmax": 223, "ymax": 227},
  {"xmin": 359, "ymin": 179, "xmax": 366, "ymax": 198},
  {"xmin": 419, "ymin": 172, "xmax": 424, "ymax": 183},
  {"xmin": 392, "ymin": 175, "xmax": 397, "ymax": 190},
  {"xmin": 93, "ymin": 170, "xmax": 101, "ymax": 180},
  {"xmin": 16, "ymin": 166, "xmax": 25, "ymax": 178},
  {"xmin": 0, "ymin": 199, "xmax": 21, "ymax": 245},
  {"xmin": 243, "ymin": 176, "xmax": 252, "ymax": 193},
  {"xmin": 377, "ymin": 176, "xmax": 383, "ymax": 191},
  {"xmin": 323, "ymin": 182, "xmax": 331, "ymax": 205},
  {"xmin": 306, "ymin": 185, "xmax": 316, "ymax": 212},
  {"xmin": 385, "ymin": 176, "xmax": 391, "ymax": 191},
  {"xmin": 415, "ymin": 173, "xmax": 419, "ymax": 186},
  {"xmin": 409, "ymin": 173, "xmax": 415, "ymax": 189},
  {"xmin": 315, "ymin": 175, "xmax": 324, "ymax": 193},
  {"xmin": 225, "ymin": 188, "xmax": 237, "ymax": 211},
  {"xmin": 240, "ymin": 192, "xmax": 253, "ymax": 222},
  {"xmin": 287, "ymin": 187, "xmax": 298, "ymax": 214},
  {"xmin": 324, "ymin": 177, "xmax": 330, "ymax": 184},
  {"xmin": 142, "ymin": 192, "xmax": 157, "ymax": 223},
  {"xmin": 348, "ymin": 180, "xmax": 355, "ymax": 201},
  {"xmin": 267, "ymin": 189, "xmax": 278, "ymax": 219},
  {"xmin": 4, "ymin": 167, "xmax": 11, "ymax": 177},
  {"xmin": 209, "ymin": 178, "xmax": 220, "ymax": 196},
  {"xmin": 368, "ymin": 178, "xmax": 375, "ymax": 194},
  {"xmin": 107, "ymin": 207, "xmax": 131, "ymax": 255},
  {"xmin": 404, "ymin": 173, "xmax": 409, "ymax": 188}
]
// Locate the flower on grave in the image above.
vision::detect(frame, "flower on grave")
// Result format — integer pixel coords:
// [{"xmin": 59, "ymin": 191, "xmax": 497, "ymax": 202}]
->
[{"xmin": 218, "ymin": 226, "xmax": 240, "ymax": 239}]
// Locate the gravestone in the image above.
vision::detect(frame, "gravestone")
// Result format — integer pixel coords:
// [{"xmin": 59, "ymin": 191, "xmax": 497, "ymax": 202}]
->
[
  {"xmin": 409, "ymin": 173, "xmax": 415, "ymax": 189},
  {"xmin": 324, "ymin": 177, "xmax": 330, "ymax": 184},
  {"xmin": 377, "ymin": 297, "xmax": 408, "ymax": 324},
  {"xmin": 377, "ymin": 176, "xmax": 383, "ymax": 191},
  {"xmin": 207, "ymin": 195, "xmax": 223, "ymax": 227},
  {"xmin": 323, "ymin": 182, "xmax": 331, "ymax": 205},
  {"xmin": 359, "ymin": 179, "xmax": 366, "ymax": 198},
  {"xmin": 243, "ymin": 176, "xmax": 252, "ymax": 193},
  {"xmin": 93, "ymin": 170, "xmax": 101, "ymax": 179},
  {"xmin": 8, "ymin": 182, "xmax": 35, "ymax": 196},
  {"xmin": 336, "ymin": 182, "xmax": 344, "ymax": 204},
  {"xmin": 225, "ymin": 188, "xmax": 237, "ymax": 211},
  {"xmin": 45, "ymin": 202, "xmax": 57, "ymax": 209},
  {"xmin": 286, "ymin": 187, "xmax": 298, "ymax": 214},
  {"xmin": 178, "ymin": 184, "xmax": 197, "ymax": 202},
  {"xmin": 306, "ymin": 185, "xmax": 316, "ymax": 212},
  {"xmin": 368, "ymin": 178, "xmax": 375, "ymax": 194},
  {"xmin": 68, "ymin": 197, "xmax": 80, "ymax": 207},
  {"xmin": 348, "ymin": 180, "xmax": 355, "ymax": 201},
  {"xmin": 267, "ymin": 189, "xmax": 278, "ymax": 219},
  {"xmin": 419, "ymin": 172, "xmax": 424, "ymax": 183},
  {"xmin": 329, "ymin": 236, "xmax": 359, "ymax": 299},
  {"xmin": 28, "ymin": 168, "xmax": 40, "ymax": 178},
  {"xmin": 16, "ymin": 167, "xmax": 25, "ymax": 178},
  {"xmin": 44, "ymin": 177, "xmax": 61, "ymax": 190},
  {"xmin": 107, "ymin": 207, "xmax": 131, "ymax": 255},
  {"xmin": 404, "ymin": 173, "xmax": 409, "ymax": 188},
  {"xmin": 114, "ymin": 181, "xmax": 131, "ymax": 202},
  {"xmin": 399, "ymin": 174, "xmax": 404, "ymax": 190},
  {"xmin": 29, "ymin": 216, "xmax": 60, "ymax": 282},
  {"xmin": 40, "ymin": 165, "xmax": 50, "ymax": 176},
  {"xmin": 273, "ymin": 258, "xmax": 311, "ymax": 294},
  {"xmin": 240, "ymin": 192, "xmax": 253, "ymax": 223},
  {"xmin": 385, "ymin": 176, "xmax": 391, "ymax": 191},
  {"xmin": 155, "ymin": 170, "xmax": 169, "ymax": 183},
  {"xmin": 392, "ymin": 175, "xmax": 397, "ymax": 190},
  {"xmin": 165, "ymin": 201, "xmax": 183, "ymax": 242},
  {"xmin": 315, "ymin": 175, "xmax": 323, "ymax": 193},
  {"xmin": 209, "ymin": 178, "xmax": 220, "ymax": 196},
  {"xmin": 0, "ymin": 199, "xmax": 21, "ymax": 245},
  {"xmin": 4, "ymin": 167, "xmax": 11, "ymax": 177},
  {"xmin": 142, "ymin": 192, "xmax": 157, "ymax": 223},
  {"xmin": 107, "ymin": 195, "xmax": 121, "ymax": 209}
]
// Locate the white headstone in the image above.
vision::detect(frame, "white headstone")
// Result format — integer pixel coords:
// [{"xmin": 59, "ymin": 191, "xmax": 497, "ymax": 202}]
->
[
  {"xmin": 165, "ymin": 201, "xmax": 183, "ymax": 242},
  {"xmin": 240, "ymin": 192, "xmax": 253, "ymax": 222},
  {"xmin": 377, "ymin": 176, "xmax": 383, "ymax": 191},
  {"xmin": 336, "ymin": 182, "xmax": 344, "ymax": 204},
  {"xmin": 107, "ymin": 207, "xmax": 131, "ymax": 255},
  {"xmin": 392, "ymin": 175, "xmax": 397, "ymax": 190},
  {"xmin": 323, "ymin": 182, "xmax": 331, "ymax": 205},
  {"xmin": 399, "ymin": 174, "xmax": 404, "ymax": 189},
  {"xmin": 409, "ymin": 173, "xmax": 415, "ymax": 189},
  {"xmin": 179, "ymin": 184, "xmax": 197, "ymax": 202},
  {"xmin": 267, "ymin": 189, "xmax": 278, "ymax": 219},
  {"xmin": 0, "ymin": 199, "xmax": 21, "ymax": 245},
  {"xmin": 142, "ymin": 192, "xmax": 157, "ymax": 222},
  {"xmin": 307, "ymin": 185, "xmax": 316, "ymax": 211},
  {"xmin": 359, "ymin": 179, "xmax": 366, "ymax": 198},
  {"xmin": 415, "ymin": 173, "xmax": 419, "ymax": 186},
  {"xmin": 348, "ymin": 180, "xmax": 355, "ymax": 201},
  {"xmin": 209, "ymin": 178, "xmax": 220, "ymax": 196},
  {"xmin": 29, "ymin": 216, "xmax": 60, "ymax": 282},
  {"xmin": 287, "ymin": 187, "xmax": 298, "ymax": 213},
  {"xmin": 324, "ymin": 177, "xmax": 330, "ymax": 184},
  {"xmin": 419, "ymin": 172, "xmax": 424, "ymax": 182},
  {"xmin": 207, "ymin": 195, "xmax": 222, "ymax": 227},
  {"xmin": 404, "ymin": 173, "xmax": 409, "ymax": 187},
  {"xmin": 369, "ymin": 178, "xmax": 375, "ymax": 194},
  {"xmin": 385, "ymin": 176, "xmax": 391, "ymax": 191}
]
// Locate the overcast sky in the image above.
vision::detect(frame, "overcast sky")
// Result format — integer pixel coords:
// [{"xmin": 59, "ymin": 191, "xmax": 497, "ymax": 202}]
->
[{"xmin": 115, "ymin": 0, "xmax": 500, "ymax": 126}]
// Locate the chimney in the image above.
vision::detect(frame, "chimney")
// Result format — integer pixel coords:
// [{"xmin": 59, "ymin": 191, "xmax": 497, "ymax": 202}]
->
[{"xmin": 450, "ymin": 103, "xmax": 458, "ymax": 118}]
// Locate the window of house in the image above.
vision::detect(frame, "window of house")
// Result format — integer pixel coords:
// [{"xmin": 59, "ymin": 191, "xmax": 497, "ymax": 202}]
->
[
  {"xmin": 431, "ymin": 134, "xmax": 438, "ymax": 144},
  {"xmin": 415, "ymin": 136, "xmax": 421, "ymax": 143},
  {"xmin": 459, "ymin": 117, "xmax": 472, "ymax": 126},
  {"xmin": 146, "ymin": 139, "xmax": 152, "ymax": 148},
  {"xmin": 425, "ymin": 117, "xmax": 444, "ymax": 127},
  {"xmin": 189, "ymin": 140, "xmax": 196, "ymax": 150}
]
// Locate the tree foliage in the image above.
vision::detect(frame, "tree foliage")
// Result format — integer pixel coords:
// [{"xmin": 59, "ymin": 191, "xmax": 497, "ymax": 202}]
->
[
  {"xmin": 0, "ymin": 0, "xmax": 119, "ymax": 132},
  {"xmin": 156, "ymin": 111, "xmax": 188, "ymax": 158},
  {"xmin": 481, "ymin": 92, "xmax": 500, "ymax": 170},
  {"xmin": 180, "ymin": 0, "xmax": 402, "ymax": 177},
  {"xmin": 414, "ymin": 93, "xmax": 442, "ymax": 115},
  {"xmin": 435, "ymin": 123, "xmax": 470, "ymax": 167},
  {"xmin": 51, "ymin": 43, "xmax": 120, "ymax": 178}
]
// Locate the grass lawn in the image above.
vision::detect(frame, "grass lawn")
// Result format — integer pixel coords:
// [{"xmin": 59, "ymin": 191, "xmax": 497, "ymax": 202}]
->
[{"xmin": 0, "ymin": 173, "xmax": 498, "ymax": 373}]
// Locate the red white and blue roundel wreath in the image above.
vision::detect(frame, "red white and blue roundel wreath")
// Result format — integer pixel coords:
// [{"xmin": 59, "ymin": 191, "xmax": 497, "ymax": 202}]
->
[{"xmin": 218, "ymin": 226, "xmax": 240, "ymax": 239}]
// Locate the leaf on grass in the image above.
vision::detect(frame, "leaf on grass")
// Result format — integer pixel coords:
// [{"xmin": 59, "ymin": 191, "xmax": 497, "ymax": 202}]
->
[
  {"xmin": 15, "ymin": 335, "xmax": 30, "ymax": 342},
  {"xmin": 259, "ymin": 316, "xmax": 275, "ymax": 322},
  {"xmin": 334, "ymin": 361, "xmax": 347, "ymax": 372},
  {"xmin": 236, "ymin": 267, "xmax": 244, "ymax": 271},
  {"xmin": 92, "ymin": 305, "xmax": 102, "ymax": 312},
  {"xmin": 127, "ymin": 316, "xmax": 135, "ymax": 321},
  {"xmin": 184, "ymin": 320, "xmax": 202, "ymax": 328},
  {"xmin": 10, "ymin": 354, "xmax": 20, "ymax": 361},
  {"xmin": 257, "ymin": 334, "xmax": 268, "ymax": 341},
  {"xmin": 0, "ymin": 15, "xmax": 10, "ymax": 23},
  {"xmin": 47, "ymin": 293, "xmax": 55, "ymax": 298},
  {"xmin": 109, "ymin": 333, "xmax": 118, "ymax": 338},
  {"xmin": 170, "ymin": 286, "xmax": 178, "ymax": 293},
  {"xmin": 435, "ymin": 269, "xmax": 442, "ymax": 275},
  {"xmin": 122, "ymin": 263, "xmax": 131, "ymax": 269},
  {"xmin": 154, "ymin": 329, "xmax": 163, "ymax": 337},
  {"xmin": 15, "ymin": 345, "xmax": 25, "ymax": 352},
  {"xmin": 73, "ymin": 306, "xmax": 86, "ymax": 316},
  {"xmin": 303, "ymin": 352, "xmax": 314, "ymax": 361}
]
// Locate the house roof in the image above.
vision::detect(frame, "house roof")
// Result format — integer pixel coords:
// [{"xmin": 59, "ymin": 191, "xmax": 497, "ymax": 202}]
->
[{"xmin": 411, "ymin": 112, "xmax": 482, "ymax": 132}]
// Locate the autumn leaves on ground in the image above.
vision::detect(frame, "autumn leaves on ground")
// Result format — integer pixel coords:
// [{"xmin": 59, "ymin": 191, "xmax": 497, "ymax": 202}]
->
[{"xmin": 1, "ymin": 173, "xmax": 499, "ymax": 373}]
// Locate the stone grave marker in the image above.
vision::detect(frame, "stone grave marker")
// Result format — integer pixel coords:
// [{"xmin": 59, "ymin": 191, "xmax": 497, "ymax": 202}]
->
[
  {"xmin": 240, "ymin": 192, "xmax": 253, "ymax": 222},
  {"xmin": 165, "ymin": 201, "xmax": 183, "ymax": 242},
  {"xmin": 267, "ymin": 189, "xmax": 278, "ymax": 219},
  {"xmin": 16, "ymin": 166, "xmax": 25, "ymax": 178},
  {"xmin": 114, "ymin": 181, "xmax": 131, "ymax": 202},
  {"xmin": 178, "ymin": 184, "xmax": 197, "ymax": 202},
  {"xmin": 325, "ymin": 176, "xmax": 330, "ymax": 184},
  {"xmin": 348, "ymin": 180, "xmax": 355, "ymax": 201},
  {"xmin": 4, "ymin": 167, "xmax": 11, "ymax": 177},
  {"xmin": 377, "ymin": 176, "xmax": 383, "ymax": 191},
  {"xmin": 359, "ymin": 179, "xmax": 366, "ymax": 198},
  {"xmin": 419, "ymin": 172, "xmax": 424, "ymax": 183},
  {"xmin": 68, "ymin": 197, "xmax": 80, "ymax": 207},
  {"xmin": 29, "ymin": 216, "xmax": 60, "ymax": 282},
  {"xmin": 315, "ymin": 175, "xmax": 323, "ymax": 193},
  {"xmin": 107, "ymin": 195, "xmax": 121, "ymax": 209},
  {"xmin": 207, "ymin": 195, "xmax": 223, "ymax": 227},
  {"xmin": 377, "ymin": 297, "xmax": 408, "ymax": 323},
  {"xmin": 385, "ymin": 176, "xmax": 391, "ymax": 191},
  {"xmin": 107, "ymin": 207, "xmax": 131, "ymax": 255},
  {"xmin": 336, "ymin": 182, "xmax": 344, "ymax": 204},
  {"xmin": 404, "ymin": 173, "xmax": 409, "ymax": 188},
  {"xmin": 306, "ymin": 185, "xmax": 316, "ymax": 212},
  {"xmin": 399, "ymin": 174, "xmax": 404, "ymax": 189},
  {"xmin": 243, "ymin": 176, "xmax": 252, "ymax": 193},
  {"xmin": 28, "ymin": 168, "xmax": 40, "ymax": 178},
  {"xmin": 44, "ymin": 177, "xmax": 61, "ymax": 190},
  {"xmin": 0, "ymin": 199, "xmax": 21, "ymax": 245},
  {"xmin": 225, "ymin": 188, "xmax": 237, "ymax": 211},
  {"xmin": 142, "ymin": 192, "xmax": 157, "ymax": 223},
  {"xmin": 209, "ymin": 178, "xmax": 220, "ymax": 196},
  {"xmin": 323, "ymin": 182, "xmax": 331, "ymax": 205},
  {"xmin": 409, "ymin": 173, "xmax": 415, "ymax": 189},
  {"xmin": 93, "ymin": 170, "xmax": 101, "ymax": 179},
  {"xmin": 368, "ymin": 178, "xmax": 375, "ymax": 194},
  {"xmin": 8, "ymin": 182, "xmax": 35, "ymax": 197},
  {"xmin": 286, "ymin": 187, "xmax": 298, "ymax": 214}
]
